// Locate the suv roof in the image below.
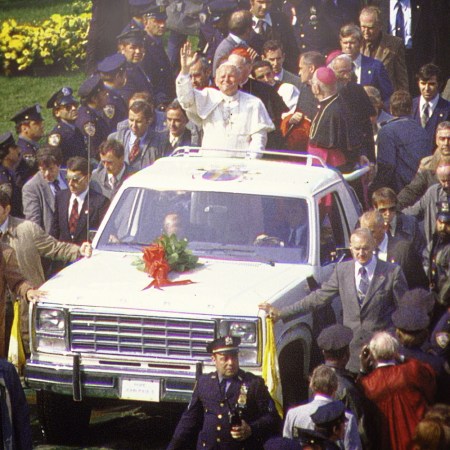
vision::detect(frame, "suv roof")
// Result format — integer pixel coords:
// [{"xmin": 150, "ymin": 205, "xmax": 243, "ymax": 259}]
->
[{"xmin": 122, "ymin": 151, "xmax": 345, "ymax": 198}]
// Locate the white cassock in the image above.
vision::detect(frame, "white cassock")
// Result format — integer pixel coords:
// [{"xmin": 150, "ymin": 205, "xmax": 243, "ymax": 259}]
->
[{"xmin": 176, "ymin": 74, "xmax": 274, "ymax": 158}]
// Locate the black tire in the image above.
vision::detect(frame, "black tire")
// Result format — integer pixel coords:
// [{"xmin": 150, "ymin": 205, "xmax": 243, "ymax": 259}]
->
[
  {"xmin": 279, "ymin": 340, "xmax": 308, "ymax": 413},
  {"xmin": 36, "ymin": 390, "xmax": 91, "ymax": 445}
]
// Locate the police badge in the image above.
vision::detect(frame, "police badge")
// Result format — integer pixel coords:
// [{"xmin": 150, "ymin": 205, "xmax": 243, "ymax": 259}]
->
[
  {"xmin": 84, "ymin": 122, "xmax": 96, "ymax": 137},
  {"xmin": 104, "ymin": 104, "xmax": 115, "ymax": 120},
  {"xmin": 48, "ymin": 133, "xmax": 61, "ymax": 147},
  {"xmin": 435, "ymin": 332, "xmax": 450, "ymax": 349}
]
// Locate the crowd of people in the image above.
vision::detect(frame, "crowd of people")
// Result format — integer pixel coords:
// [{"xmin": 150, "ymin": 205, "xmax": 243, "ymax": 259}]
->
[{"xmin": 0, "ymin": 0, "xmax": 450, "ymax": 448}]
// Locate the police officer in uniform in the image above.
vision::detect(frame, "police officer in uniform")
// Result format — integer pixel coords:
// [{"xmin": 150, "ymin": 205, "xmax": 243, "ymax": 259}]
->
[
  {"xmin": 97, "ymin": 54, "xmax": 129, "ymax": 132},
  {"xmin": 168, "ymin": 336, "xmax": 281, "ymax": 449},
  {"xmin": 10, "ymin": 104, "xmax": 44, "ymax": 187},
  {"xmin": 116, "ymin": 23, "xmax": 154, "ymax": 104},
  {"xmin": 429, "ymin": 201, "xmax": 450, "ymax": 311},
  {"xmin": 141, "ymin": 4, "xmax": 176, "ymax": 109},
  {"xmin": 0, "ymin": 132, "xmax": 23, "ymax": 217},
  {"xmin": 75, "ymin": 75, "xmax": 111, "ymax": 160},
  {"xmin": 47, "ymin": 87, "xmax": 87, "ymax": 164}
]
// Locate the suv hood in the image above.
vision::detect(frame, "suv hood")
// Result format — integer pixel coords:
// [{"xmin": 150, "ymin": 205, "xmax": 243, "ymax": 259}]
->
[{"xmin": 41, "ymin": 251, "xmax": 312, "ymax": 317}]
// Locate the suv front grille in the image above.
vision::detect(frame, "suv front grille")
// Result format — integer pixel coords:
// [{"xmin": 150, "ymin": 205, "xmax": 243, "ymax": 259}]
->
[{"xmin": 70, "ymin": 313, "xmax": 215, "ymax": 359}]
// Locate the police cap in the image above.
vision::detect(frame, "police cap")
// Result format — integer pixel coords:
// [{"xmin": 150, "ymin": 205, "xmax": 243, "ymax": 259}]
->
[
  {"xmin": 97, "ymin": 54, "xmax": 127, "ymax": 74},
  {"xmin": 208, "ymin": 1, "xmax": 239, "ymax": 23},
  {"xmin": 437, "ymin": 201, "xmax": 450, "ymax": 223},
  {"xmin": 143, "ymin": 4, "xmax": 167, "ymax": 21},
  {"xmin": 392, "ymin": 306, "xmax": 430, "ymax": 331},
  {"xmin": 206, "ymin": 336, "xmax": 241, "ymax": 354},
  {"xmin": 11, "ymin": 104, "xmax": 43, "ymax": 124},
  {"xmin": 0, "ymin": 132, "xmax": 16, "ymax": 152},
  {"xmin": 78, "ymin": 75, "xmax": 105, "ymax": 99},
  {"xmin": 317, "ymin": 324, "xmax": 353, "ymax": 351},
  {"xmin": 311, "ymin": 400, "xmax": 346, "ymax": 427},
  {"xmin": 398, "ymin": 288, "xmax": 435, "ymax": 314},
  {"xmin": 294, "ymin": 428, "xmax": 327, "ymax": 446},
  {"xmin": 117, "ymin": 23, "xmax": 146, "ymax": 44},
  {"xmin": 47, "ymin": 87, "xmax": 78, "ymax": 109}
]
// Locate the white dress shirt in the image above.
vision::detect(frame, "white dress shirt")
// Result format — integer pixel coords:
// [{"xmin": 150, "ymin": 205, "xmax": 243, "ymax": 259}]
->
[
  {"xmin": 68, "ymin": 189, "xmax": 88, "ymax": 219},
  {"xmin": 389, "ymin": 0, "xmax": 412, "ymax": 49}
]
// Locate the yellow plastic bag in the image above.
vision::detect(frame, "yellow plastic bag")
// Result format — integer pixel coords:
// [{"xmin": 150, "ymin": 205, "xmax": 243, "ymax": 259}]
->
[
  {"xmin": 8, "ymin": 300, "xmax": 26, "ymax": 374},
  {"xmin": 262, "ymin": 317, "xmax": 283, "ymax": 417}
]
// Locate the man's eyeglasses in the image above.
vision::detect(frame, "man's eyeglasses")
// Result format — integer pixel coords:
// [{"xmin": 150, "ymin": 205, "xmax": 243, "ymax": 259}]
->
[
  {"xmin": 377, "ymin": 206, "xmax": 397, "ymax": 213},
  {"xmin": 67, "ymin": 175, "xmax": 86, "ymax": 183}
]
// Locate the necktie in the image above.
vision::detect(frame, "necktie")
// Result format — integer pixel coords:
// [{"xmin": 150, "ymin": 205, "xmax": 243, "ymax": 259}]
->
[
  {"xmin": 129, "ymin": 138, "xmax": 140, "ymax": 163},
  {"xmin": 110, "ymin": 175, "xmax": 117, "ymax": 190},
  {"xmin": 255, "ymin": 19, "xmax": 265, "ymax": 35},
  {"xmin": 395, "ymin": 2, "xmax": 405, "ymax": 42},
  {"xmin": 0, "ymin": 231, "xmax": 3, "ymax": 240},
  {"xmin": 219, "ymin": 378, "xmax": 227, "ymax": 398},
  {"xmin": 53, "ymin": 179, "xmax": 61, "ymax": 192},
  {"xmin": 69, "ymin": 198, "xmax": 79, "ymax": 236},
  {"xmin": 421, "ymin": 103, "xmax": 430, "ymax": 128},
  {"xmin": 358, "ymin": 266, "xmax": 369, "ymax": 305}
]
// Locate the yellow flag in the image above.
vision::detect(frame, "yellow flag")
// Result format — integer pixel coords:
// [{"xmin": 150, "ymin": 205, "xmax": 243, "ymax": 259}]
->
[
  {"xmin": 262, "ymin": 316, "xmax": 283, "ymax": 417},
  {"xmin": 8, "ymin": 300, "xmax": 26, "ymax": 375}
]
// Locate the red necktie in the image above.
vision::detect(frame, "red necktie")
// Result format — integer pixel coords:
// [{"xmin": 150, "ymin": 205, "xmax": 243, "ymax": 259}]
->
[
  {"xmin": 129, "ymin": 138, "xmax": 140, "ymax": 163},
  {"xmin": 69, "ymin": 198, "xmax": 79, "ymax": 236}
]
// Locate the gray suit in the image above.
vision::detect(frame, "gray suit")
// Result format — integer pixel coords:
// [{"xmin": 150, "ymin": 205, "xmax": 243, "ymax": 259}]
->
[
  {"xmin": 22, "ymin": 170, "xmax": 67, "ymax": 234},
  {"xmin": 280, "ymin": 259, "xmax": 408, "ymax": 372},
  {"xmin": 283, "ymin": 395, "xmax": 362, "ymax": 450},
  {"xmin": 108, "ymin": 126, "xmax": 166, "ymax": 173},
  {"xmin": 90, "ymin": 163, "xmax": 134, "ymax": 200}
]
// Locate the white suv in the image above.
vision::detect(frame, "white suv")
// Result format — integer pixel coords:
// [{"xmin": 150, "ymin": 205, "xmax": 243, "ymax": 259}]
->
[{"xmin": 26, "ymin": 150, "xmax": 361, "ymax": 443}]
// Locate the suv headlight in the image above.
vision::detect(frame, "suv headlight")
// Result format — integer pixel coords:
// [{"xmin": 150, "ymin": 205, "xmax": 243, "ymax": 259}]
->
[
  {"xmin": 218, "ymin": 320, "xmax": 257, "ymax": 343},
  {"xmin": 35, "ymin": 308, "xmax": 68, "ymax": 352}
]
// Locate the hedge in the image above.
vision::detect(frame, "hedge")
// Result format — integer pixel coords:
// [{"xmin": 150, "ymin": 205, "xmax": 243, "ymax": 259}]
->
[{"xmin": 0, "ymin": 1, "xmax": 91, "ymax": 75}]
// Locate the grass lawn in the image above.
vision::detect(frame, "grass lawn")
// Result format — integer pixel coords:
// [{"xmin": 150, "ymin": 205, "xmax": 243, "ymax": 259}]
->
[
  {"xmin": 0, "ymin": 0, "xmax": 88, "ymax": 135},
  {"xmin": 0, "ymin": 70, "xmax": 86, "ymax": 135}
]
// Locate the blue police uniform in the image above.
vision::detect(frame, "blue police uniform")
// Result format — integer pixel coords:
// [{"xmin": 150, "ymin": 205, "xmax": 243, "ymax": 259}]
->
[
  {"xmin": 48, "ymin": 121, "xmax": 87, "ymax": 164},
  {"xmin": 0, "ymin": 165, "xmax": 22, "ymax": 218},
  {"xmin": 169, "ymin": 369, "xmax": 280, "ymax": 449},
  {"xmin": 117, "ymin": 61, "xmax": 154, "ymax": 104},
  {"xmin": 15, "ymin": 137, "xmax": 38, "ymax": 186},
  {"xmin": 142, "ymin": 34, "xmax": 176, "ymax": 107},
  {"xmin": 103, "ymin": 88, "xmax": 128, "ymax": 132},
  {"xmin": 75, "ymin": 105, "xmax": 110, "ymax": 158}
]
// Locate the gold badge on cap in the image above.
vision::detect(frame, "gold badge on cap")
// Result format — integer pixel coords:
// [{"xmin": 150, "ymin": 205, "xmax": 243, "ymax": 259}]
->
[{"xmin": 225, "ymin": 336, "xmax": 233, "ymax": 346}]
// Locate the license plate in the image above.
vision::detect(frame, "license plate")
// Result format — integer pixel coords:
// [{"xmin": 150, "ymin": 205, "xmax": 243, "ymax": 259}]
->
[{"xmin": 120, "ymin": 378, "xmax": 160, "ymax": 402}]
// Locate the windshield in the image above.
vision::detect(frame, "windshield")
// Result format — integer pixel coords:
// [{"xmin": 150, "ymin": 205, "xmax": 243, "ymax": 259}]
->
[{"xmin": 97, "ymin": 188, "xmax": 310, "ymax": 264}]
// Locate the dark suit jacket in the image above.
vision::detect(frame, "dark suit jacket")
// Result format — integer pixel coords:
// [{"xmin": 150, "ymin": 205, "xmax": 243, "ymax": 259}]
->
[
  {"xmin": 256, "ymin": 11, "xmax": 299, "ymax": 73},
  {"xmin": 412, "ymin": 96, "xmax": 450, "ymax": 152},
  {"xmin": 279, "ymin": 258, "xmax": 408, "ymax": 371},
  {"xmin": 51, "ymin": 188, "xmax": 109, "ymax": 245},
  {"xmin": 387, "ymin": 235, "xmax": 428, "ymax": 289},
  {"xmin": 394, "ymin": 212, "xmax": 426, "ymax": 256},
  {"xmin": 361, "ymin": 32, "xmax": 409, "ymax": 91},
  {"xmin": 360, "ymin": 54, "xmax": 394, "ymax": 103},
  {"xmin": 161, "ymin": 128, "xmax": 193, "ymax": 157}
]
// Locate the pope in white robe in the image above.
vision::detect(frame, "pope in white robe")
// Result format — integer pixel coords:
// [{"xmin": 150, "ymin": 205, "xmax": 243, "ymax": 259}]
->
[{"xmin": 176, "ymin": 43, "xmax": 274, "ymax": 158}]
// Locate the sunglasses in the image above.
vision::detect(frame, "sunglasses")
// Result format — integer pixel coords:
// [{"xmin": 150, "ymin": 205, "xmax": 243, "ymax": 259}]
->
[{"xmin": 377, "ymin": 206, "xmax": 397, "ymax": 213}]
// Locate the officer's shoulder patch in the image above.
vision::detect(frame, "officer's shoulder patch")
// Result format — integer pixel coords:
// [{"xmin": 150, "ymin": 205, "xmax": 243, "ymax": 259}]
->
[
  {"xmin": 48, "ymin": 133, "xmax": 61, "ymax": 147},
  {"xmin": 84, "ymin": 122, "xmax": 96, "ymax": 137},
  {"xmin": 0, "ymin": 182, "xmax": 13, "ymax": 197},
  {"xmin": 436, "ymin": 332, "xmax": 450, "ymax": 349},
  {"xmin": 104, "ymin": 104, "xmax": 115, "ymax": 119}
]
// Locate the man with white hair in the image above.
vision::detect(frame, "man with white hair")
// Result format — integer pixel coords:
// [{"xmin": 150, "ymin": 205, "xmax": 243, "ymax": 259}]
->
[
  {"xmin": 358, "ymin": 331, "xmax": 436, "ymax": 450},
  {"xmin": 176, "ymin": 42, "xmax": 274, "ymax": 157}
]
